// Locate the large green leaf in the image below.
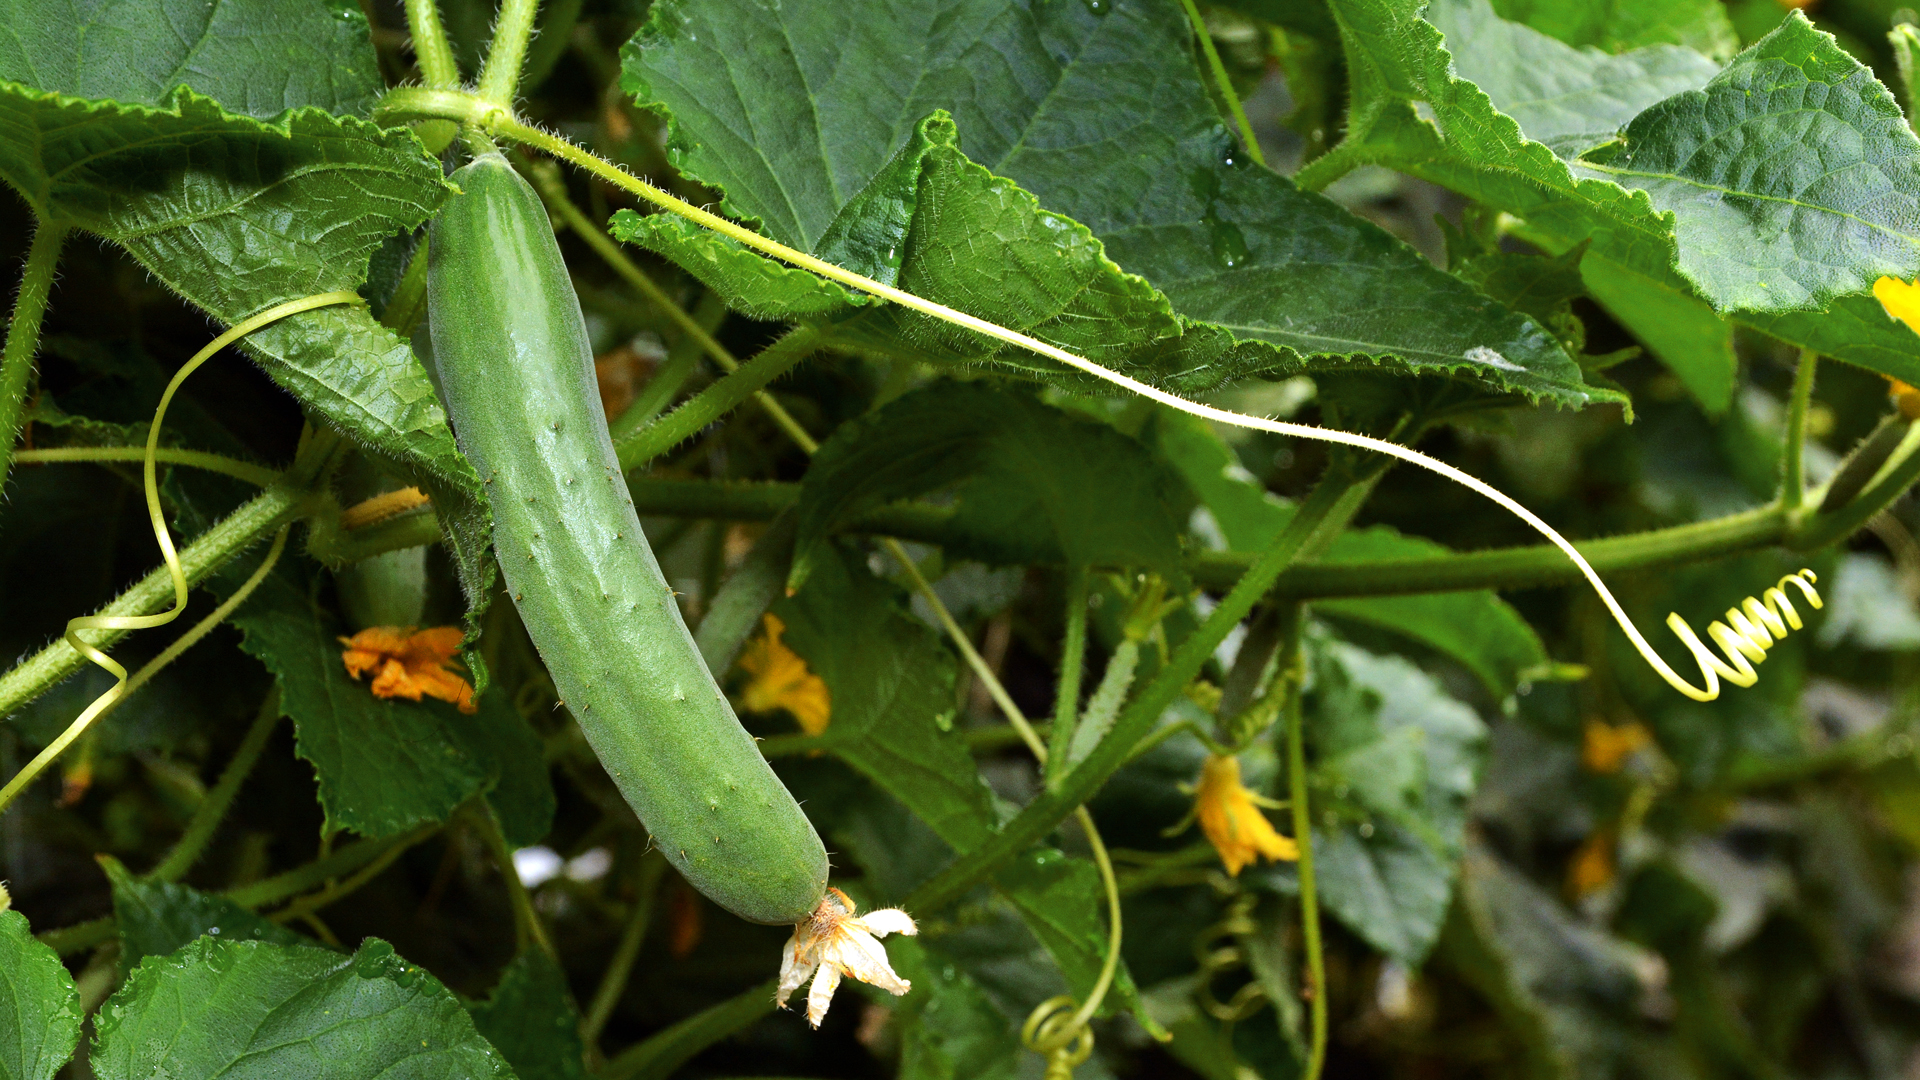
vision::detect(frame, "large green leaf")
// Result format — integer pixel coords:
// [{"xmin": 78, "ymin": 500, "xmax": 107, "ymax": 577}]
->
[
  {"xmin": 103, "ymin": 858, "xmax": 310, "ymax": 972},
  {"xmin": 1580, "ymin": 253, "xmax": 1737, "ymax": 412},
  {"xmin": 1573, "ymin": 13, "xmax": 1920, "ymax": 312},
  {"xmin": 618, "ymin": 0, "xmax": 1609, "ymax": 406},
  {"xmin": 0, "ymin": 909, "xmax": 82, "ymax": 1080},
  {"xmin": 466, "ymin": 952, "xmax": 586, "ymax": 1080},
  {"xmin": 0, "ymin": 0, "xmax": 385, "ymax": 119},
  {"xmin": 1152, "ymin": 411, "xmax": 1547, "ymax": 696},
  {"xmin": 1489, "ymin": 0, "xmax": 1739, "ymax": 59},
  {"xmin": 0, "ymin": 34, "xmax": 473, "ymax": 495},
  {"xmin": 228, "ymin": 559, "xmax": 548, "ymax": 839},
  {"xmin": 1306, "ymin": 636, "xmax": 1486, "ymax": 965},
  {"xmin": 92, "ymin": 938, "xmax": 516, "ymax": 1080},
  {"xmin": 1334, "ymin": 0, "xmax": 1920, "ymax": 385},
  {"xmin": 789, "ymin": 382, "xmax": 1187, "ymax": 593},
  {"xmin": 1431, "ymin": 0, "xmax": 1720, "ymax": 158},
  {"xmin": 888, "ymin": 936, "xmax": 1025, "ymax": 1080}
]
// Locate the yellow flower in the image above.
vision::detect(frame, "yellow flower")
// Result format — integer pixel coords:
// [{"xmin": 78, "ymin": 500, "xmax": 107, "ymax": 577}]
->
[
  {"xmin": 1581, "ymin": 718, "xmax": 1651, "ymax": 774},
  {"xmin": 738, "ymin": 614, "xmax": 831, "ymax": 735},
  {"xmin": 776, "ymin": 887, "xmax": 917, "ymax": 1027},
  {"xmin": 339, "ymin": 626, "xmax": 477, "ymax": 714},
  {"xmin": 0, "ymin": 880, "xmax": 10, "ymax": 913},
  {"xmin": 1567, "ymin": 829, "xmax": 1616, "ymax": 898},
  {"xmin": 1876, "ymin": 276, "xmax": 1920, "ymax": 338},
  {"xmin": 1195, "ymin": 753, "xmax": 1298, "ymax": 876}
]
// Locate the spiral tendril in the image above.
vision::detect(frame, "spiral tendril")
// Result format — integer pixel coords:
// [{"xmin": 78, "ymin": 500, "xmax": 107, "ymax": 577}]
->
[
  {"xmin": 1021, "ymin": 996, "xmax": 1096, "ymax": 1080},
  {"xmin": 0, "ymin": 292, "xmax": 359, "ymax": 815},
  {"xmin": 1661, "ymin": 571, "xmax": 1823, "ymax": 701}
]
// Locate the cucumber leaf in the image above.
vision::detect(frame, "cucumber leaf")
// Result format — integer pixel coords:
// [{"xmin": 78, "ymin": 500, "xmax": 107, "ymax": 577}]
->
[
  {"xmin": 0, "ymin": 0, "xmax": 385, "ymax": 119},
  {"xmin": 466, "ymin": 952, "xmax": 586, "ymax": 1080},
  {"xmin": 1305, "ymin": 636, "xmax": 1487, "ymax": 966},
  {"xmin": 1488, "ymin": 0, "xmax": 1739, "ymax": 59},
  {"xmin": 91, "ymin": 938, "xmax": 515, "ymax": 1080},
  {"xmin": 103, "ymin": 859, "xmax": 311, "ymax": 973},
  {"xmin": 619, "ymin": 0, "xmax": 1610, "ymax": 406},
  {"xmin": 787, "ymin": 382, "xmax": 1187, "ymax": 593},
  {"xmin": 0, "ymin": 909, "xmax": 82, "ymax": 1080},
  {"xmin": 0, "ymin": 17, "xmax": 474, "ymax": 496}
]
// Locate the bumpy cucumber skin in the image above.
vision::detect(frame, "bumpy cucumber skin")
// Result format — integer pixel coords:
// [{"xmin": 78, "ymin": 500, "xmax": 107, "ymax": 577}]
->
[{"xmin": 426, "ymin": 155, "xmax": 827, "ymax": 924}]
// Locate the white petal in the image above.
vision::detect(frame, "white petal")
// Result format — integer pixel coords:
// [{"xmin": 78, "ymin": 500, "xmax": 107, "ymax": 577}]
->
[
  {"xmin": 854, "ymin": 908, "xmax": 918, "ymax": 938},
  {"xmin": 806, "ymin": 963, "xmax": 842, "ymax": 1027},
  {"xmin": 776, "ymin": 932, "xmax": 816, "ymax": 1008},
  {"xmin": 832, "ymin": 927, "xmax": 911, "ymax": 996}
]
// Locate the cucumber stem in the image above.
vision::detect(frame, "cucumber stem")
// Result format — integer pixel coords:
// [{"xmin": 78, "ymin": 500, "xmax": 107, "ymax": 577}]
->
[
  {"xmin": 404, "ymin": 0, "xmax": 461, "ymax": 88},
  {"xmin": 614, "ymin": 324, "xmax": 825, "ymax": 471},
  {"xmin": 14, "ymin": 446, "xmax": 282, "ymax": 488},
  {"xmin": 1, "ymin": 221, "xmax": 68, "ymax": 492},
  {"xmin": 1179, "ymin": 0, "xmax": 1267, "ymax": 169},
  {"xmin": 477, "ymin": 0, "xmax": 543, "ymax": 107},
  {"xmin": 1782, "ymin": 348, "xmax": 1819, "ymax": 510},
  {"xmin": 1279, "ymin": 609, "xmax": 1327, "ymax": 1080},
  {"xmin": 147, "ymin": 689, "xmax": 284, "ymax": 883},
  {"xmin": 1047, "ymin": 570, "xmax": 1090, "ymax": 779},
  {"xmin": 583, "ymin": 853, "xmax": 668, "ymax": 1048}
]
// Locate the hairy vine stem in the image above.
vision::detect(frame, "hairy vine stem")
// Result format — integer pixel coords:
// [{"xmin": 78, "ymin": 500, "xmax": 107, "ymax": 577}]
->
[
  {"xmin": 477, "ymin": 0, "xmax": 543, "ymax": 108},
  {"xmin": 15, "ymin": 446, "xmax": 282, "ymax": 488},
  {"xmin": 147, "ymin": 690, "xmax": 283, "ymax": 883},
  {"xmin": 1179, "ymin": 0, "xmax": 1266, "ymax": 169},
  {"xmin": 1783, "ymin": 349, "xmax": 1819, "ymax": 510},
  {"xmin": 2, "ymin": 220, "xmax": 69, "ymax": 491}
]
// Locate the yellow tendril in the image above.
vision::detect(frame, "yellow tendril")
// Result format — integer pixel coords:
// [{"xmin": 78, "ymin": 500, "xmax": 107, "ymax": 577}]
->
[{"xmin": 0, "ymin": 291, "xmax": 360, "ymax": 814}]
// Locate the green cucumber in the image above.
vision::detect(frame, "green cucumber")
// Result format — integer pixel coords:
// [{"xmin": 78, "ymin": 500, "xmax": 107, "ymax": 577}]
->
[{"xmin": 426, "ymin": 153, "xmax": 827, "ymax": 924}]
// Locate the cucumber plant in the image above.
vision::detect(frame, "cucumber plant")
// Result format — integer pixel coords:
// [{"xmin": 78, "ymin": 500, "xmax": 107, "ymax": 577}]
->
[{"xmin": 7, "ymin": 0, "xmax": 1920, "ymax": 1078}]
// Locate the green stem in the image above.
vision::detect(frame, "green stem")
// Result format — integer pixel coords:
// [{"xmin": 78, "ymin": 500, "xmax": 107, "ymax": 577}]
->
[
  {"xmin": 599, "ymin": 979, "xmax": 778, "ymax": 1080},
  {"xmin": 227, "ymin": 824, "xmax": 437, "ymax": 908},
  {"xmin": 611, "ymin": 292, "xmax": 726, "ymax": 444},
  {"xmin": 905, "ymin": 467, "xmax": 1370, "ymax": 914},
  {"xmin": 2, "ymin": 222, "xmax": 69, "ymax": 491},
  {"xmin": 315, "ymin": 506, "xmax": 444, "ymax": 566},
  {"xmin": 622, "ymin": 477, "xmax": 1792, "ymax": 599},
  {"xmin": 521, "ymin": 158, "xmax": 822, "ymax": 453},
  {"xmin": 404, "ymin": 0, "xmax": 461, "ymax": 88},
  {"xmin": 1179, "ymin": 0, "xmax": 1266, "ymax": 169},
  {"xmin": 268, "ymin": 830, "xmax": 421, "ymax": 923},
  {"xmin": 1047, "ymin": 569, "xmax": 1090, "ymax": 778},
  {"xmin": 758, "ymin": 721, "xmax": 1044, "ymax": 760},
  {"xmin": 14, "ymin": 446, "xmax": 282, "ymax": 488},
  {"xmin": 470, "ymin": 801, "xmax": 556, "ymax": 955},
  {"xmin": 1293, "ymin": 137, "xmax": 1372, "ymax": 193},
  {"xmin": 1283, "ymin": 628, "xmax": 1326, "ymax": 1080},
  {"xmin": 583, "ymin": 853, "xmax": 668, "ymax": 1048},
  {"xmin": 615, "ymin": 324, "xmax": 825, "ymax": 471},
  {"xmin": 0, "ymin": 485, "xmax": 309, "ymax": 720},
  {"xmin": 1790, "ymin": 433, "xmax": 1920, "ymax": 552},
  {"xmin": 148, "ymin": 689, "xmax": 283, "ymax": 882},
  {"xmin": 477, "ymin": 0, "xmax": 542, "ymax": 107},
  {"xmin": 1783, "ymin": 349, "xmax": 1818, "ymax": 510}
]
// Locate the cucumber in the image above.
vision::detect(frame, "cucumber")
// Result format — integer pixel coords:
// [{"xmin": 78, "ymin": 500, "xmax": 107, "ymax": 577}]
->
[{"xmin": 426, "ymin": 153, "xmax": 827, "ymax": 924}]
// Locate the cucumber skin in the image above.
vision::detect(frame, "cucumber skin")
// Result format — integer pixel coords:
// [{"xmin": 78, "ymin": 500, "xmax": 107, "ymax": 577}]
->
[{"xmin": 426, "ymin": 155, "xmax": 827, "ymax": 925}]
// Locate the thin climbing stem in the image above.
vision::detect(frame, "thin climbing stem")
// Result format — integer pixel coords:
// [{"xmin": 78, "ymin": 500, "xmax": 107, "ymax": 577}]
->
[
  {"xmin": 15, "ymin": 446, "xmax": 281, "ymax": 488},
  {"xmin": 1783, "ymin": 348, "xmax": 1819, "ymax": 510},
  {"xmin": 1047, "ymin": 569, "xmax": 1090, "ymax": 778},
  {"xmin": 1179, "ymin": 0, "xmax": 1266, "ymax": 169},
  {"xmin": 583, "ymin": 853, "xmax": 668, "ymax": 1048},
  {"xmin": 1283, "ymin": 637, "xmax": 1327, "ymax": 1080},
  {"xmin": 615, "ymin": 324, "xmax": 825, "ymax": 471},
  {"xmin": 883, "ymin": 539, "xmax": 1123, "ymax": 1041},
  {"xmin": 404, "ymin": 0, "xmax": 461, "ymax": 88},
  {"xmin": 477, "ymin": 0, "xmax": 542, "ymax": 107},
  {"xmin": 0, "ymin": 526, "xmax": 291, "ymax": 816},
  {"xmin": 520, "ymin": 158, "xmax": 822, "ymax": 453},
  {"xmin": 2, "ymin": 221, "xmax": 69, "ymax": 490},
  {"xmin": 148, "ymin": 689, "xmax": 283, "ymax": 883},
  {"xmin": 267, "ymin": 829, "xmax": 428, "ymax": 924},
  {"xmin": 470, "ymin": 801, "xmax": 556, "ymax": 956}
]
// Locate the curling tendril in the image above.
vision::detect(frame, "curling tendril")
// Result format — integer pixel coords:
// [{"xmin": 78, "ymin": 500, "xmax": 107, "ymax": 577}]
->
[{"xmin": 0, "ymin": 291, "xmax": 360, "ymax": 814}]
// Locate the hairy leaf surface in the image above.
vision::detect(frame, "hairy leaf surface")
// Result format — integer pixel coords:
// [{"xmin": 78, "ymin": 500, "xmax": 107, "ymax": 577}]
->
[{"xmin": 0, "ymin": 910, "xmax": 81, "ymax": 1080}]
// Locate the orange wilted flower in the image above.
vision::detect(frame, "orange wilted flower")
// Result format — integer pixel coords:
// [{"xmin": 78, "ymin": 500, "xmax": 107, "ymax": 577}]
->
[
  {"xmin": 1195, "ymin": 753, "xmax": 1299, "ymax": 876},
  {"xmin": 339, "ymin": 627, "xmax": 476, "ymax": 714},
  {"xmin": 738, "ymin": 614, "xmax": 831, "ymax": 735},
  {"xmin": 1567, "ymin": 828, "xmax": 1617, "ymax": 898},
  {"xmin": 1581, "ymin": 718, "xmax": 1652, "ymax": 774}
]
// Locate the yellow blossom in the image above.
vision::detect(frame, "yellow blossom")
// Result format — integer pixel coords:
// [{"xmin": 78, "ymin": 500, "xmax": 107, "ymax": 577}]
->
[
  {"xmin": 776, "ymin": 887, "xmax": 917, "ymax": 1027},
  {"xmin": 1567, "ymin": 829, "xmax": 1616, "ymax": 898},
  {"xmin": 339, "ymin": 626, "xmax": 477, "ymax": 714},
  {"xmin": 1876, "ymin": 276, "xmax": 1920, "ymax": 339},
  {"xmin": 1581, "ymin": 718, "xmax": 1651, "ymax": 774},
  {"xmin": 1195, "ymin": 753, "xmax": 1298, "ymax": 876},
  {"xmin": 738, "ymin": 614, "xmax": 831, "ymax": 735},
  {"xmin": 0, "ymin": 880, "xmax": 10, "ymax": 913}
]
